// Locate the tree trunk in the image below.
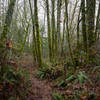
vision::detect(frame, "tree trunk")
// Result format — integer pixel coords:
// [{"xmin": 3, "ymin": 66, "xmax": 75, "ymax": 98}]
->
[
  {"xmin": 34, "ymin": 0, "xmax": 42, "ymax": 67},
  {"xmin": 95, "ymin": 1, "xmax": 100, "ymax": 40},
  {"xmin": 46, "ymin": 0, "xmax": 52, "ymax": 62},
  {"xmin": 1, "ymin": 0, "xmax": 16, "ymax": 41},
  {"xmin": 65, "ymin": 0, "xmax": 74, "ymax": 66},
  {"xmin": 81, "ymin": 0, "xmax": 87, "ymax": 53},
  {"xmin": 51, "ymin": 0, "xmax": 56, "ymax": 60},
  {"xmin": 87, "ymin": 0, "xmax": 96, "ymax": 47},
  {"xmin": 56, "ymin": 0, "xmax": 62, "ymax": 56},
  {"xmin": 29, "ymin": 0, "xmax": 37, "ymax": 62},
  {"xmin": 0, "ymin": 0, "xmax": 16, "ymax": 75}
]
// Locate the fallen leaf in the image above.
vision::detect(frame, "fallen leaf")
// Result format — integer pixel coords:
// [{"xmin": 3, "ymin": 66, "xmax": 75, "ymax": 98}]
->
[
  {"xmin": 80, "ymin": 95, "xmax": 87, "ymax": 100},
  {"xmin": 66, "ymin": 90, "xmax": 72, "ymax": 95},
  {"xmin": 9, "ymin": 41, "xmax": 13, "ymax": 48},
  {"xmin": 28, "ymin": 90, "xmax": 34, "ymax": 95},
  {"xmin": 17, "ymin": 96, "xmax": 19, "ymax": 100},
  {"xmin": 97, "ymin": 95, "xmax": 100, "ymax": 100},
  {"xmin": 9, "ymin": 82, "xmax": 14, "ymax": 87},
  {"xmin": 0, "ymin": 85, "xmax": 3, "ymax": 89}
]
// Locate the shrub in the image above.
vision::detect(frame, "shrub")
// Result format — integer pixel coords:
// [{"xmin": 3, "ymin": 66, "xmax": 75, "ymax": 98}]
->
[
  {"xmin": 36, "ymin": 65, "xmax": 63, "ymax": 80},
  {"xmin": 0, "ymin": 64, "xmax": 31, "ymax": 100}
]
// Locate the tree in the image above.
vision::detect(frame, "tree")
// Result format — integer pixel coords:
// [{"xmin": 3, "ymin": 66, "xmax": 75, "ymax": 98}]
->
[
  {"xmin": 51, "ymin": 0, "xmax": 56, "ymax": 59},
  {"xmin": 57, "ymin": 0, "xmax": 62, "ymax": 56},
  {"xmin": 95, "ymin": 1, "xmax": 100, "ymax": 40},
  {"xmin": 81, "ymin": 0, "xmax": 87, "ymax": 53},
  {"xmin": 29, "ymin": 0, "xmax": 37, "ymax": 61},
  {"xmin": 1, "ymin": 0, "xmax": 16, "ymax": 41},
  {"xmin": 87, "ymin": 0, "xmax": 96, "ymax": 47},
  {"xmin": 46, "ymin": 0, "xmax": 52, "ymax": 61},
  {"xmin": 0, "ymin": 0, "xmax": 16, "ymax": 75},
  {"xmin": 65, "ymin": 0, "xmax": 74, "ymax": 65},
  {"xmin": 34, "ymin": 0, "xmax": 42, "ymax": 67}
]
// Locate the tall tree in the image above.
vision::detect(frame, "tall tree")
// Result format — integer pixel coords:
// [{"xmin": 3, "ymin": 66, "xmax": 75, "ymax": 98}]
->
[
  {"xmin": 46, "ymin": 0, "xmax": 52, "ymax": 61},
  {"xmin": 81, "ymin": 0, "xmax": 87, "ymax": 52},
  {"xmin": 1, "ymin": 0, "xmax": 16, "ymax": 41},
  {"xmin": 34, "ymin": 0, "xmax": 42, "ymax": 67},
  {"xmin": 95, "ymin": 1, "xmax": 100, "ymax": 40},
  {"xmin": 0, "ymin": 0, "xmax": 16, "ymax": 74},
  {"xmin": 65, "ymin": 0, "xmax": 74, "ymax": 65},
  {"xmin": 87, "ymin": 0, "xmax": 96, "ymax": 47},
  {"xmin": 29, "ymin": 0, "xmax": 37, "ymax": 62},
  {"xmin": 51, "ymin": 0, "xmax": 56, "ymax": 59},
  {"xmin": 56, "ymin": 0, "xmax": 62, "ymax": 56}
]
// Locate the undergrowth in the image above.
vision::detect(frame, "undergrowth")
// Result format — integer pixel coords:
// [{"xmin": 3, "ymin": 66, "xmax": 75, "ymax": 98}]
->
[{"xmin": 0, "ymin": 64, "xmax": 31, "ymax": 100}]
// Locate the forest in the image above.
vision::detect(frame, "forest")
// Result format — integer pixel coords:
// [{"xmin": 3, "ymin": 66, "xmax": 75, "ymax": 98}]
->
[{"xmin": 0, "ymin": 0, "xmax": 100, "ymax": 100}]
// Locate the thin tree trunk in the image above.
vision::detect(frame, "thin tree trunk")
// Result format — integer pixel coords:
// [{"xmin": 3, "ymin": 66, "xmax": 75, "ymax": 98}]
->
[
  {"xmin": 46, "ymin": 0, "xmax": 52, "ymax": 61},
  {"xmin": 57, "ymin": 0, "xmax": 62, "ymax": 56},
  {"xmin": 65, "ymin": 0, "xmax": 74, "ymax": 66},
  {"xmin": 51, "ymin": 0, "xmax": 56, "ymax": 60},
  {"xmin": 29, "ymin": 0, "xmax": 37, "ymax": 62},
  {"xmin": 95, "ymin": 1, "xmax": 100, "ymax": 40},
  {"xmin": 61, "ymin": 12, "xmax": 66, "ymax": 57},
  {"xmin": 81, "ymin": 0, "xmax": 87, "ymax": 53}
]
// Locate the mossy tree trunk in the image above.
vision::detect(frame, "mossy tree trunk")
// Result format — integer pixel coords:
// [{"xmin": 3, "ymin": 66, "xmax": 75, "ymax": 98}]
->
[
  {"xmin": 86, "ymin": 0, "xmax": 96, "ymax": 62},
  {"xmin": 65, "ymin": 0, "xmax": 74, "ymax": 66},
  {"xmin": 51, "ymin": 0, "xmax": 56, "ymax": 60},
  {"xmin": 57, "ymin": 0, "xmax": 62, "ymax": 56},
  {"xmin": 1, "ymin": 0, "xmax": 16, "ymax": 41},
  {"xmin": 61, "ymin": 12, "xmax": 66, "ymax": 57},
  {"xmin": 0, "ymin": 0, "xmax": 16, "ymax": 74},
  {"xmin": 81, "ymin": 0, "xmax": 87, "ymax": 53},
  {"xmin": 29, "ymin": 0, "xmax": 37, "ymax": 62},
  {"xmin": 46, "ymin": 0, "xmax": 52, "ymax": 62},
  {"xmin": 87, "ymin": 0, "xmax": 96, "ymax": 47},
  {"xmin": 34, "ymin": 0, "xmax": 42, "ymax": 67}
]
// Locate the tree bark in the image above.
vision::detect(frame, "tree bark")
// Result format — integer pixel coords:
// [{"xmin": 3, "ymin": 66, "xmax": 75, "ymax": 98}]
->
[
  {"xmin": 87, "ymin": 0, "xmax": 96, "ymax": 47},
  {"xmin": 95, "ymin": 1, "xmax": 100, "ymax": 40},
  {"xmin": 56, "ymin": 0, "xmax": 62, "ymax": 56},
  {"xmin": 81, "ymin": 0, "xmax": 87, "ymax": 52},
  {"xmin": 34, "ymin": 0, "xmax": 42, "ymax": 67},
  {"xmin": 1, "ymin": 0, "xmax": 16, "ymax": 41},
  {"xmin": 46, "ymin": 0, "xmax": 52, "ymax": 61},
  {"xmin": 51, "ymin": 0, "xmax": 56, "ymax": 60},
  {"xmin": 29, "ymin": 0, "xmax": 37, "ymax": 62}
]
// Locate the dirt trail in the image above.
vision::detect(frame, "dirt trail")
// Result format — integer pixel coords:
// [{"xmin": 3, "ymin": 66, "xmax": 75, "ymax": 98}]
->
[{"xmin": 18, "ymin": 55, "xmax": 53, "ymax": 100}]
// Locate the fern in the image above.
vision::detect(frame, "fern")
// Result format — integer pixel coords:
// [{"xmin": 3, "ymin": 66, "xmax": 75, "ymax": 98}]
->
[
  {"xmin": 65, "ymin": 75, "xmax": 75, "ymax": 82},
  {"xmin": 58, "ymin": 75, "xmax": 75, "ymax": 87},
  {"xmin": 92, "ymin": 66, "xmax": 100, "ymax": 72},
  {"xmin": 77, "ymin": 72, "xmax": 92, "ymax": 85},
  {"xmin": 57, "ymin": 80, "xmax": 66, "ymax": 87},
  {"xmin": 52, "ymin": 93, "xmax": 64, "ymax": 100}
]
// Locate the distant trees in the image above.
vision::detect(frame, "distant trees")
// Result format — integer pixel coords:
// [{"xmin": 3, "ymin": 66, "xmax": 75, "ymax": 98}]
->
[{"xmin": 0, "ymin": 0, "xmax": 100, "ymax": 67}]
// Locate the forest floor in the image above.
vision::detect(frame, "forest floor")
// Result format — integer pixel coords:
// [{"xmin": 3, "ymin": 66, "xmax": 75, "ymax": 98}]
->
[{"xmin": 18, "ymin": 55, "xmax": 100, "ymax": 100}]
